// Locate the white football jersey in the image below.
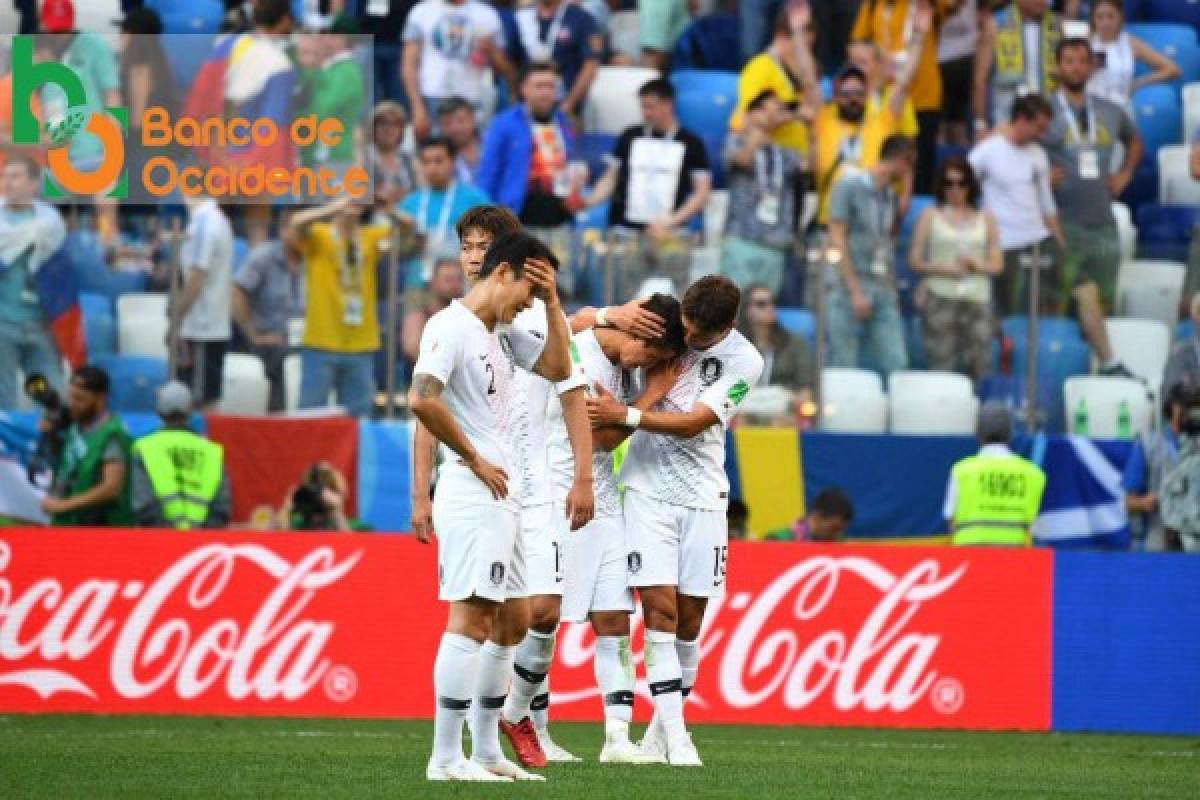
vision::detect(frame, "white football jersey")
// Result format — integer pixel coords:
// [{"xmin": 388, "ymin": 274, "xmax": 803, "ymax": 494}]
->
[
  {"xmin": 413, "ymin": 300, "xmax": 538, "ymax": 508},
  {"xmin": 622, "ymin": 329, "xmax": 763, "ymax": 511},
  {"xmin": 547, "ymin": 329, "xmax": 636, "ymax": 519}
]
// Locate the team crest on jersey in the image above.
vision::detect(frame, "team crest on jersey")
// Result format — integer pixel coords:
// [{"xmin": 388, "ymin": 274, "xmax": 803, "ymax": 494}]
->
[
  {"xmin": 700, "ymin": 357, "xmax": 723, "ymax": 387},
  {"xmin": 627, "ymin": 551, "xmax": 642, "ymax": 575},
  {"xmin": 489, "ymin": 561, "xmax": 506, "ymax": 586}
]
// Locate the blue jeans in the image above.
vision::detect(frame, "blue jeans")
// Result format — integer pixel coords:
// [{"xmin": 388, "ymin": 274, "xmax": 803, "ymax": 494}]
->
[
  {"xmin": 0, "ymin": 319, "xmax": 63, "ymax": 410},
  {"xmin": 299, "ymin": 348, "xmax": 376, "ymax": 418},
  {"xmin": 826, "ymin": 280, "xmax": 909, "ymax": 377},
  {"xmin": 373, "ymin": 42, "xmax": 405, "ymax": 106}
]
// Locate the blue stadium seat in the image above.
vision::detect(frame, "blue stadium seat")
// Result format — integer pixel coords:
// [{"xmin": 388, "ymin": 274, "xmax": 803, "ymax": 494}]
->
[
  {"xmin": 673, "ymin": 70, "xmax": 740, "ymax": 133},
  {"xmin": 164, "ymin": 31, "xmax": 216, "ymax": 93},
  {"xmin": 161, "ymin": 5, "xmax": 222, "ymax": 36},
  {"xmin": 905, "ymin": 314, "xmax": 928, "ymax": 371},
  {"xmin": 233, "ymin": 236, "xmax": 249, "ymax": 270},
  {"xmin": 1134, "ymin": 203, "xmax": 1200, "ymax": 262},
  {"xmin": 698, "ymin": 131, "xmax": 727, "ymax": 188},
  {"xmin": 1131, "ymin": 85, "xmax": 1183, "ymax": 156},
  {"xmin": 820, "ymin": 76, "xmax": 833, "ymax": 102},
  {"xmin": 577, "ymin": 132, "xmax": 616, "ymax": 187},
  {"xmin": 147, "ymin": 0, "xmax": 191, "ymax": 14},
  {"xmin": 1119, "ymin": 160, "xmax": 1159, "ymax": 213},
  {"xmin": 1178, "ymin": 319, "xmax": 1195, "ymax": 341},
  {"xmin": 1136, "ymin": 3, "xmax": 1200, "ymax": 34},
  {"xmin": 1001, "ymin": 316, "xmax": 1083, "ymax": 343},
  {"xmin": 576, "ymin": 198, "xmax": 610, "ymax": 233},
  {"xmin": 94, "ymin": 355, "xmax": 167, "ymax": 414},
  {"xmin": 80, "ymin": 292, "xmax": 115, "ymax": 359},
  {"xmin": 671, "ymin": 14, "xmax": 743, "ymax": 72},
  {"xmin": 776, "ymin": 307, "xmax": 815, "ymax": 346},
  {"xmin": 1127, "ymin": 23, "xmax": 1200, "ymax": 85}
]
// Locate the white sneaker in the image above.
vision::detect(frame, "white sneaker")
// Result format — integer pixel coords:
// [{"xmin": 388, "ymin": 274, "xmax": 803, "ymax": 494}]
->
[
  {"xmin": 666, "ymin": 732, "xmax": 703, "ymax": 767},
  {"xmin": 599, "ymin": 737, "xmax": 660, "ymax": 764},
  {"xmin": 536, "ymin": 726, "xmax": 582, "ymax": 762},
  {"xmin": 636, "ymin": 718, "xmax": 668, "ymax": 764},
  {"xmin": 426, "ymin": 758, "xmax": 512, "ymax": 782},
  {"xmin": 473, "ymin": 757, "xmax": 547, "ymax": 782}
]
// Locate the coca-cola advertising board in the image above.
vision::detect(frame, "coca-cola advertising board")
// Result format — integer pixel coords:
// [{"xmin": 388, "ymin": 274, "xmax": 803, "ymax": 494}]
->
[{"xmin": 0, "ymin": 530, "xmax": 1052, "ymax": 730}]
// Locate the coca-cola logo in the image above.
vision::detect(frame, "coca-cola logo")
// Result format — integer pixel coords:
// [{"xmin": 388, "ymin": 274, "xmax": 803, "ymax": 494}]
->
[
  {"xmin": 556, "ymin": 556, "xmax": 968, "ymax": 717},
  {"xmin": 0, "ymin": 540, "xmax": 362, "ymax": 703}
]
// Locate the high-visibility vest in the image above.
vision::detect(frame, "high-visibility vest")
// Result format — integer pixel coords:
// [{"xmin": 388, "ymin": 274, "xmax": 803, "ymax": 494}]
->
[
  {"xmin": 132, "ymin": 430, "xmax": 224, "ymax": 529},
  {"xmin": 950, "ymin": 452, "xmax": 1046, "ymax": 547}
]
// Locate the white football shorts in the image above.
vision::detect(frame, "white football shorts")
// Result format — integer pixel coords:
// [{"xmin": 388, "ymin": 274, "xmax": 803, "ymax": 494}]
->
[
  {"xmin": 561, "ymin": 513, "xmax": 636, "ymax": 623},
  {"xmin": 433, "ymin": 495, "xmax": 520, "ymax": 604},
  {"xmin": 521, "ymin": 501, "xmax": 564, "ymax": 597},
  {"xmin": 623, "ymin": 488, "xmax": 729, "ymax": 598}
]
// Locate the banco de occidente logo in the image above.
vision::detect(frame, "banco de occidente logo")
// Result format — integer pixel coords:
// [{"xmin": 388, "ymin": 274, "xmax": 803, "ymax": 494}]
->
[{"xmin": 11, "ymin": 35, "xmax": 128, "ymax": 198}]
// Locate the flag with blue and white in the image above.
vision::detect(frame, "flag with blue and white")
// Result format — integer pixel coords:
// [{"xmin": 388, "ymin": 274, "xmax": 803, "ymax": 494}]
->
[{"xmin": 1032, "ymin": 435, "xmax": 1131, "ymax": 550}]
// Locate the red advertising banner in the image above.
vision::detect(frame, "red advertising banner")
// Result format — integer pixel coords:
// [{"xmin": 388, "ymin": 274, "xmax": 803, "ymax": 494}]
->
[{"xmin": 0, "ymin": 531, "xmax": 1052, "ymax": 730}]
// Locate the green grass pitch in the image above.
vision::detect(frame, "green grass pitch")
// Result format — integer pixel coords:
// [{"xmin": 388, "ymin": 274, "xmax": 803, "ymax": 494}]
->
[{"xmin": 1, "ymin": 715, "xmax": 1196, "ymax": 798}]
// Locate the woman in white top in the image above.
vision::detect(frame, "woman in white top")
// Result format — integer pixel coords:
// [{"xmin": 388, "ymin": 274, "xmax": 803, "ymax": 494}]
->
[
  {"xmin": 909, "ymin": 156, "xmax": 1003, "ymax": 381},
  {"xmin": 1088, "ymin": 0, "xmax": 1180, "ymax": 113}
]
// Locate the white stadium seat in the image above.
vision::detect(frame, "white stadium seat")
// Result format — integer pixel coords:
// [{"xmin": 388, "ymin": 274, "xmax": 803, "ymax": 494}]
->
[
  {"xmin": 1184, "ymin": 82, "xmax": 1200, "ymax": 148},
  {"xmin": 1063, "ymin": 376, "xmax": 1152, "ymax": 439},
  {"xmin": 1158, "ymin": 145, "xmax": 1200, "ymax": 206},
  {"xmin": 705, "ymin": 189, "xmax": 729, "ymax": 244},
  {"xmin": 1105, "ymin": 317, "xmax": 1171, "ymax": 395},
  {"xmin": 584, "ymin": 66, "xmax": 660, "ymax": 135},
  {"xmin": 1116, "ymin": 259, "xmax": 1185, "ymax": 330},
  {"xmin": 218, "ymin": 353, "xmax": 269, "ymax": 416},
  {"xmin": 116, "ymin": 292, "xmax": 169, "ymax": 359},
  {"xmin": 607, "ymin": 11, "xmax": 641, "ymax": 63},
  {"xmin": 888, "ymin": 371, "xmax": 980, "ymax": 435},
  {"xmin": 740, "ymin": 386, "xmax": 793, "ymax": 418},
  {"xmin": 820, "ymin": 368, "xmax": 888, "ymax": 433},
  {"xmin": 284, "ymin": 353, "xmax": 302, "ymax": 412},
  {"xmin": 1111, "ymin": 202, "xmax": 1136, "ymax": 265}
]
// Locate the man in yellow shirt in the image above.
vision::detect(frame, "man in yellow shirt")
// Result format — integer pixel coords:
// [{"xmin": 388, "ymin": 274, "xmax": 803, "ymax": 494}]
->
[
  {"xmin": 851, "ymin": 0, "xmax": 953, "ymax": 192},
  {"xmin": 284, "ymin": 197, "xmax": 390, "ymax": 417}
]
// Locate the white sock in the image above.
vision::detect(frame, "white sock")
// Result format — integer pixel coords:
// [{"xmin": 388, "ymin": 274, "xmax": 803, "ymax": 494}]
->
[
  {"xmin": 644, "ymin": 629, "xmax": 684, "ymax": 741},
  {"xmin": 469, "ymin": 640, "xmax": 514, "ymax": 764},
  {"xmin": 503, "ymin": 628, "xmax": 555, "ymax": 725},
  {"xmin": 595, "ymin": 635, "xmax": 634, "ymax": 737},
  {"xmin": 676, "ymin": 638, "xmax": 700, "ymax": 707},
  {"xmin": 532, "ymin": 675, "xmax": 551, "ymax": 730},
  {"xmin": 432, "ymin": 632, "xmax": 481, "ymax": 767}
]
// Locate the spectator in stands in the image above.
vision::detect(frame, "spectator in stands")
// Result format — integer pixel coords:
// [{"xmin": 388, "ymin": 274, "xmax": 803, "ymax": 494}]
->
[
  {"xmin": 397, "ymin": 137, "xmax": 491, "ymax": 289},
  {"xmin": 1163, "ymin": 295, "xmax": 1200, "ymax": 397},
  {"xmin": 731, "ymin": 3, "xmax": 822, "ymax": 165},
  {"xmin": 721, "ymin": 90, "xmax": 804, "ymax": 297},
  {"xmin": 119, "ymin": 7, "xmax": 178, "ymax": 199},
  {"xmin": 586, "ymin": 78, "xmax": 711, "ymax": 297},
  {"xmin": 909, "ymin": 156, "xmax": 1001, "ymax": 381},
  {"xmin": 131, "ymin": 381, "xmax": 231, "ymax": 530},
  {"xmin": 1187, "ymin": 131, "xmax": 1200, "ymax": 307},
  {"xmin": 812, "ymin": 53, "xmax": 918, "ymax": 227},
  {"xmin": 789, "ymin": 488, "xmax": 855, "ymax": 542},
  {"xmin": 351, "ymin": 0, "xmax": 418, "ymax": 104},
  {"xmin": 969, "ymin": 94, "xmax": 1062, "ymax": 318},
  {"xmin": 285, "ymin": 198, "xmax": 390, "ymax": 418},
  {"xmin": 850, "ymin": 0, "xmax": 945, "ymax": 193},
  {"xmin": 1043, "ymin": 39, "xmax": 1140, "ymax": 376},
  {"xmin": 298, "ymin": 16, "xmax": 365, "ymax": 182},
  {"xmin": 402, "ymin": 0, "xmax": 515, "ymax": 140},
  {"xmin": 437, "ymin": 97, "xmax": 485, "ymax": 185},
  {"xmin": 402, "ymin": 257, "xmax": 464, "ymax": 367},
  {"xmin": 367, "ymin": 102, "xmax": 418, "ymax": 210},
  {"xmin": 736, "ymin": 284, "xmax": 814, "ymax": 414},
  {"xmin": 477, "ymin": 62, "xmax": 584, "ymax": 296},
  {"xmin": 639, "ymin": 0, "xmax": 692, "ymax": 72},
  {"xmin": 827, "ymin": 134, "xmax": 915, "ymax": 375},
  {"xmin": 750, "ymin": 0, "xmax": 863, "ymax": 75},
  {"xmin": 232, "ymin": 231, "xmax": 304, "ymax": 413},
  {"xmin": 42, "ymin": 365, "xmax": 132, "ymax": 527},
  {"xmin": 278, "ymin": 461, "xmax": 365, "ymax": 531},
  {"xmin": 1088, "ymin": 0, "xmax": 1180, "ymax": 114},
  {"xmin": 973, "ymin": 0, "xmax": 1061, "ymax": 141},
  {"xmin": 0, "ymin": 156, "xmax": 66, "ymax": 411},
  {"xmin": 1124, "ymin": 383, "xmax": 1188, "ymax": 552},
  {"xmin": 513, "ymin": 0, "xmax": 603, "ymax": 125},
  {"xmin": 937, "ymin": 0, "xmax": 977, "ymax": 147},
  {"xmin": 172, "ymin": 196, "xmax": 234, "ymax": 413}
]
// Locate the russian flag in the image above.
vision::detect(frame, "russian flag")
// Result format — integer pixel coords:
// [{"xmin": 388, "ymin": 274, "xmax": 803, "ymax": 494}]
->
[
  {"xmin": 182, "ymin": 32, "xmax": 296, "ymax": 174},
  {"xmin": 1032, "ymin": 435, "xmax": 1131, "ymax": 550}
]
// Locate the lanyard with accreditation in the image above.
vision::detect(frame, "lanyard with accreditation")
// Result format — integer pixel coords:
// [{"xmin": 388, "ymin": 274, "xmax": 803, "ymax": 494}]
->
[{"xmin": 1056, "ymin": 91, "xmax": 1101, "ymax": 180}]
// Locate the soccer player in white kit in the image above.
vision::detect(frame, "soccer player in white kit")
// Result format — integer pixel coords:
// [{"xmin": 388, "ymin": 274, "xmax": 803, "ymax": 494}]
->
[
  {"xmin": 410, "ymin": 231, "xmax": 581, "ymax": 782},
  {"xmin": 587, "ymin": 276, "xmax": 764, "ymax": 766},
  {"xmin": 543, "ymin": 293, "xmax": 687, "ymax": 763}
]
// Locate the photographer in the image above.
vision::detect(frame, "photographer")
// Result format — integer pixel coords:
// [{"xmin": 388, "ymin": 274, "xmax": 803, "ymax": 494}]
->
[
  {"xmin": 277, "ymin": 462, "xmax": 366, "ymax": 532},
  {"xmin": 40, "ymin": 366, "xmax": 133, "ymax": 527},
  {"xmin": 1159, "ymin": 387, "xmax": 1200, "ymax": 553},
  {"xmin": 1123, "ymin": 383, "xmax": 1187, "ymax": 551}
]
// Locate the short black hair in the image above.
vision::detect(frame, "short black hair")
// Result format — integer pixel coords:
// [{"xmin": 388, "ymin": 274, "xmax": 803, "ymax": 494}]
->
[
  {"xmin": 1011, "ymin": 93, "xmax": 1055, "ymax": 123},
  {"xmin": 419, "ymin": 136, "xmax": 455, "ymax": 158},
  {"xmin": 480, "ymin": 231, "xmax": 559, "ymax": 279},
  {"xmin": 638, "ymin": 78, "xmax": 675, "ymax": 102},
  {"xmin": 811, "ymin": 488, "xmax": 854, "ymax": 522},
  {"xmin": 1056, "ymin": 37, "xmax": 1093, "ymax": 63},
  {"xmin": 879, "ymin": 133, "xmax": 916, "ymax": 162},
  {"xmin": 682, "ymin": 275, "xmax": 740, "ymax": 335},
  {"xmin": 455, "ymin": 204, "xmax": 521, "ymax": 240},
  {"xmin": 520, "ymin": 60, "xmax": 558, "ymax": 84},
  {"xmin": 640, "ymin": 293, "xmax": 686, "ymax": 356},
  {"xmin": 746, "ymin": 89, "xmax": 778, "ymax": 113},
  {"xmin": 71, "ymin": 365, "xmax": 110, "ymax": 395}
]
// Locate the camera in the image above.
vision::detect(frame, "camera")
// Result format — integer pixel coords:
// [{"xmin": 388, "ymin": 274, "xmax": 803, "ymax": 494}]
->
[
  {"xmin": 1180, "ymin": 386, "xmax": 1200, "ymax": 438},
  {"xmin": 290, "ymin": 463, "xmax": 337, "ymax": 529},
  {"xmin": 24, "ymin": 373, "xmax": 70, "ymax": 483}
]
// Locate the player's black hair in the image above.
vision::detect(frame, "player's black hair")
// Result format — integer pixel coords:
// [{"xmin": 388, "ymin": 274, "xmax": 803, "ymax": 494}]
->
[
  {"xmin": 682, "ymin": 275, "xmax": 741, "ymax": 335},
  {"xmin": 479, "ymin": 231, "xmax": 559, "ymax": 279},
  {"xmin": 640, "ymin": 293, "xmax": 687, "ymax": 356},
  {"xmin": 810, "ymin": 488, "xmax": 854, "ymax": 522},
  {"xmin": 455, "ymin": 204, "xmax": 521, "ymax": 240}
]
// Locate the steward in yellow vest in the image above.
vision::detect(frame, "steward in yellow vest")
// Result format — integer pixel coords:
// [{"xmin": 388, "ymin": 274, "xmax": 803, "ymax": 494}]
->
[
  {"xmin": 945, "ymin": 403, "xmax": 1046, "ymax": 546},
  {"xmin": 130, "ymin": 381, "xmax": 231, "ymax": 529}
]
